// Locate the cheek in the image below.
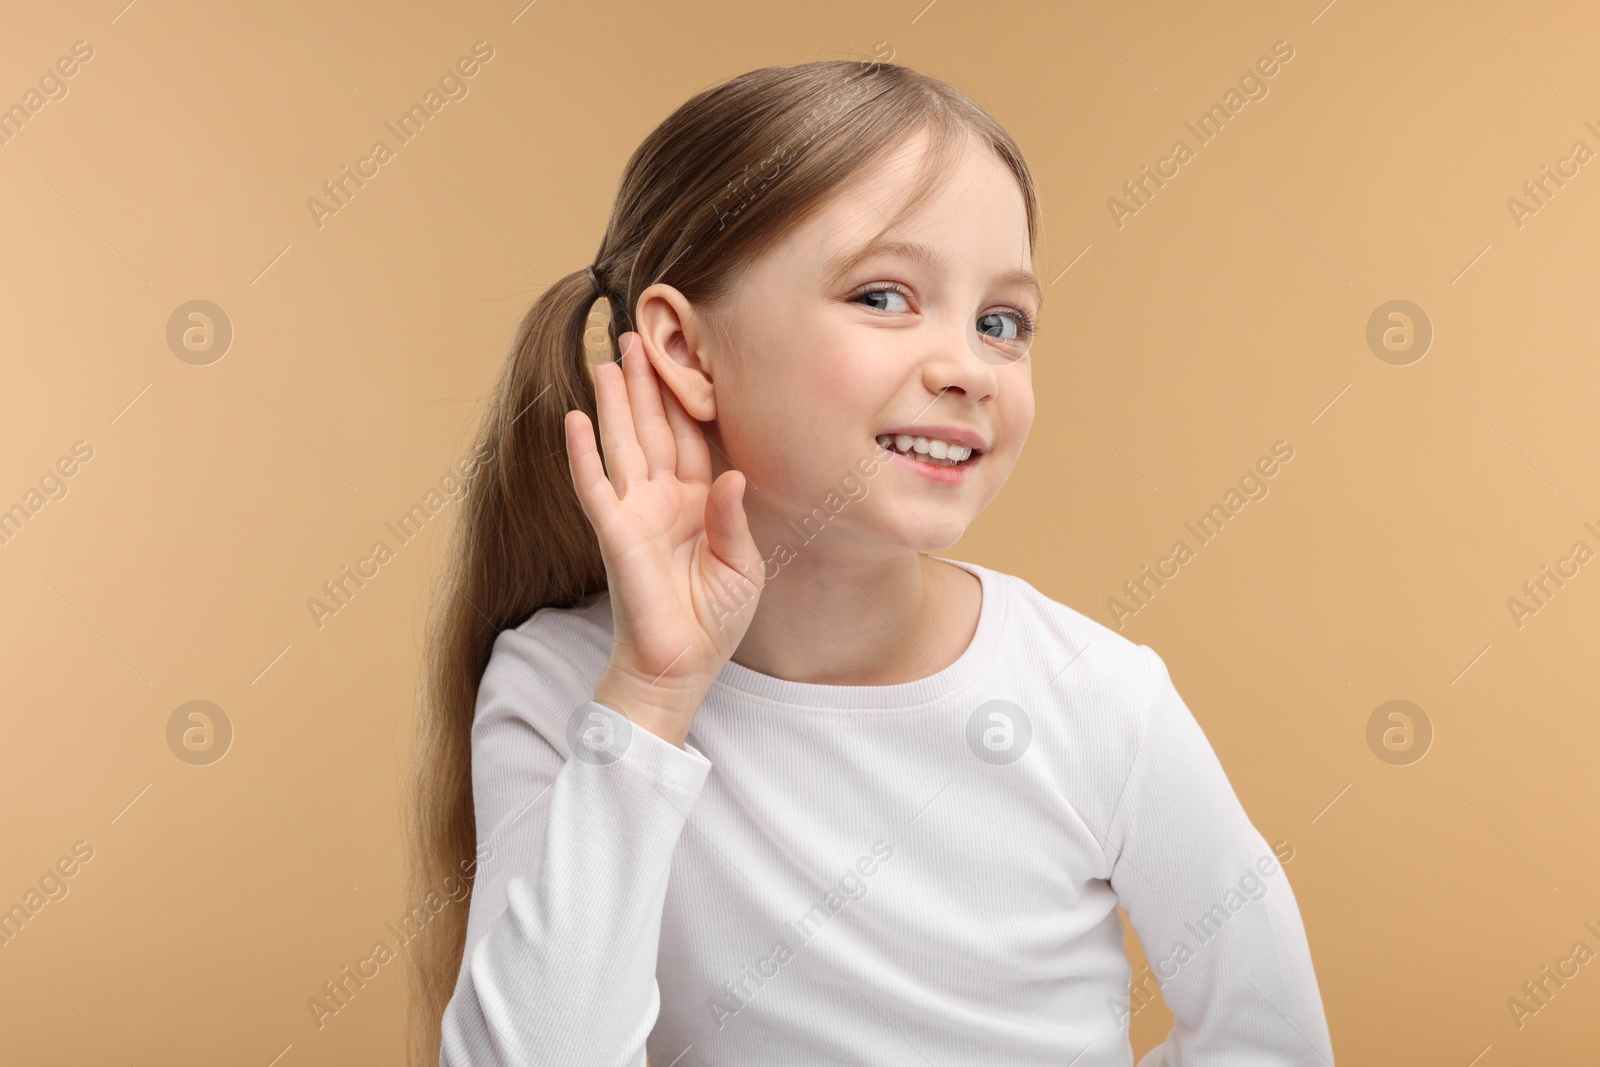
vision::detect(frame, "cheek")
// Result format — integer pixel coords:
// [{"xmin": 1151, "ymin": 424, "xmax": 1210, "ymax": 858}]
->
[
  {"xmin": 799, "ymin": 325, "xmax": 875, "ymax": 390},
  {"xmin": 714, "ymin": 311, "xmax": 900, "ymax": 485},
  {"xmin": 1004, "ymin": 371, "xmax": 1035, "ymax": 445},
  {"xmin": 767, "ymin": 330, "xmax": 879, "ymax": 433},
  {"xmin": 715, "ymin": 374, "xmax": 844, "ymax": 485}
]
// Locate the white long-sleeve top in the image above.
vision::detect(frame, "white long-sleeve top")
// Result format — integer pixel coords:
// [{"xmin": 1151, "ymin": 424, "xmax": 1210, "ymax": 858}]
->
[{"xmin": 438, "ymin": 555, "xmax": 1335, "ymax": 1066}]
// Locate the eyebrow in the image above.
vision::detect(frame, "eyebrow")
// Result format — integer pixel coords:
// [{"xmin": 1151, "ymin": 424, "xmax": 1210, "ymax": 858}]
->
[{"xmin": 822, "ymin": 238, "xmax": 1043, "ymax": 307}]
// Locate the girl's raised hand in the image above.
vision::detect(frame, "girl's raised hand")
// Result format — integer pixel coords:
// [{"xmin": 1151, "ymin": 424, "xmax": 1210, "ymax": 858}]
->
[{"xmin": 563, "ymin": 332, "xmax": 764, "ymax": 747}]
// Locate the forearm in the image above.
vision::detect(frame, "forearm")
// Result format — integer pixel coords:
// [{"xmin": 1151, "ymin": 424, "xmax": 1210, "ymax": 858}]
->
[{"xmin": 441, "ymin": 701, "xmax": 710, "ymax": 1066}]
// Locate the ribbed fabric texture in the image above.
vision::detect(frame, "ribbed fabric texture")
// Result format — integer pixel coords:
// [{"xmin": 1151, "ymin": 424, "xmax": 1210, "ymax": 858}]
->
[{"xmin": 438, "ymin": 556, "xmax": 1335, "ymax": 1066}]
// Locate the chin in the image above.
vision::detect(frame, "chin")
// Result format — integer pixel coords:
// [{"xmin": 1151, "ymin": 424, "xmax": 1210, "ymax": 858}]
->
[{"xmin": 887, "ymin": 521, "xmax": 970, "ymax": 555}]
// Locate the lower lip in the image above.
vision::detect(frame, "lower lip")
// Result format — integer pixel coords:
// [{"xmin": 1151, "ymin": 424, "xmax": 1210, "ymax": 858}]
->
[{"xmin": 877, "ymin": 442, "xmax": 980, "ymax": 484}]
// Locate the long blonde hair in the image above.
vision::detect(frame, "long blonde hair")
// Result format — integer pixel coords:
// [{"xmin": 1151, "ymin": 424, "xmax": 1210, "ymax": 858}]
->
[{"xmin": 400, "ymin": 57, "xmax": 1040, "ymax": 1065}]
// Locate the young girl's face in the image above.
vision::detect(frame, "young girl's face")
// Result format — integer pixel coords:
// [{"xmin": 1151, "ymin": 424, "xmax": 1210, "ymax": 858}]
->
[{"xmin": 694, "ymin": 127, "xmax": 1038, "ymax": 556}]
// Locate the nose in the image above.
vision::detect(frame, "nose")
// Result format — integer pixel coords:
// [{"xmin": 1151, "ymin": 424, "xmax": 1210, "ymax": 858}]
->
[{"xmin": 921, "ymin": 315, "xmax": 1010, "ymax": 403}]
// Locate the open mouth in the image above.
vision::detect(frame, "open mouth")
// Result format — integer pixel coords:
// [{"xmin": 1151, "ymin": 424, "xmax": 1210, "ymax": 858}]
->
[{"xmin": 875, "ymin": 434, "xmax": 982, "ymax": 468}]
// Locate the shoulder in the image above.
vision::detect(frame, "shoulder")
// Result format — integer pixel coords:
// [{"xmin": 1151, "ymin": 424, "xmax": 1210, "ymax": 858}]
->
[
  {"xmin": 474, "ymin": 590, "xmax": 617, "ymax": 734},
  {"xmin": 974, "ymin": 563, "xmax": 1175, "ymax": 770},
  {"xmin": 496, "ymin": 587, "xmax": 614, "ymax": 662},
  {"xmin": 978, "ymin": 563, "xmax": 1165, "ymax": 706}
]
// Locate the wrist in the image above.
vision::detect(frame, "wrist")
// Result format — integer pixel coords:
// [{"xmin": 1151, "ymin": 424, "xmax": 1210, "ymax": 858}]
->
[{"xmin": 593, "ymin": 664, "xmax": 707, "ymax": 749}]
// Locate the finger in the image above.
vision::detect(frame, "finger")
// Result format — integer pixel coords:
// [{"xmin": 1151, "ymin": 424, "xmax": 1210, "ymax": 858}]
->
[
  {"xmin": 593, "ymin": 352, "xmax": 648, "ymax": 495},
  {"xmin": 618, "ymin": 332, "xmax": 678, "ymax": 481},
  {"xmin": 703, "ymin": 470, "xmax": 762, "ymax": 594},
  {"xmin": 564, "ymin": 408, "xmax": 619, "ymax": 530},
  {"xmin": 658, "ymin": 366, "xmax": 711, "ymax": 488}
]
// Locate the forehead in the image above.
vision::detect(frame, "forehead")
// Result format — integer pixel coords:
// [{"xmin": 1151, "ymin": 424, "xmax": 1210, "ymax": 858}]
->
[{"xmin": 781, "ymin": 130, "xmax": 1032, "ymax": 284}]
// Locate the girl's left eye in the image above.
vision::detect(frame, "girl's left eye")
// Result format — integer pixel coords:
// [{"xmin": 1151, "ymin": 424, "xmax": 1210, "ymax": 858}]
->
[{"xmin": 852, "ymin": 282, "xmax": 1037, "ymax": 342}]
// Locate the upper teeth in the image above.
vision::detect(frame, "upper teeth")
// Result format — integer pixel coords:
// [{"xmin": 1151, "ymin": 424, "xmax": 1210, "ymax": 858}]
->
[{"xmin": 876, "ymin": 434, "xmax": 973, "ymax": 462}]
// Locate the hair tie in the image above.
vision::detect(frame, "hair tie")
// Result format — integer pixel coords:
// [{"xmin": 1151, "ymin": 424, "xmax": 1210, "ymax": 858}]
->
[{"xmin": 585, "ymin": 265, "xmax": 601, "ymax": 296}]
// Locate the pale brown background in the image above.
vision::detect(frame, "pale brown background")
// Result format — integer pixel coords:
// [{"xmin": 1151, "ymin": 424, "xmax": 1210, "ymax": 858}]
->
[{"xmin": 3, "ymin": 0, "xmax": 1598, "ymax": 1063}]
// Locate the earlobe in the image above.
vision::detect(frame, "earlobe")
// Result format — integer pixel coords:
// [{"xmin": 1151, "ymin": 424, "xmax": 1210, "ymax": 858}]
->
[{"xmin": 642, "ymin": 333, "xmax": 717, "ymax": 424}]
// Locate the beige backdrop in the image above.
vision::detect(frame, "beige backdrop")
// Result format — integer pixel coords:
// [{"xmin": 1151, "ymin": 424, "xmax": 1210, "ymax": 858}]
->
[{"xmin": 3, "ymin": 0, "xmax": 1598, "ymax": 1063}]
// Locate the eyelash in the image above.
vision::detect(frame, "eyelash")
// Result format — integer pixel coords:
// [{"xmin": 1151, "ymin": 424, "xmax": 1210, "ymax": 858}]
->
[{"xmin": 852, "ymin": 281, "xmax": 1038, "ymax": 340}]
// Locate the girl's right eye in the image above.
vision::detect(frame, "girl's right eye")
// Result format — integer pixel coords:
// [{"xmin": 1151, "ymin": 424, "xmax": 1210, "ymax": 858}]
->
[{"xmin": 852, "ymin": 282, "xmax": 912, "ymax": 314}]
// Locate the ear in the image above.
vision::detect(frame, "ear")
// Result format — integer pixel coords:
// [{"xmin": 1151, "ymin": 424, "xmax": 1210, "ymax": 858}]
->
[{"xmin": 631, "ymin": 282, "xmax": 719, "ymax": 423}]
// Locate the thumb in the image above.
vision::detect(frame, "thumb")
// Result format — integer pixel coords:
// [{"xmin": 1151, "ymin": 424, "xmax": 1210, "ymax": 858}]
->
[{"xmin": 703, "ymin": 470, "xmax": 762, "ymax": 597}]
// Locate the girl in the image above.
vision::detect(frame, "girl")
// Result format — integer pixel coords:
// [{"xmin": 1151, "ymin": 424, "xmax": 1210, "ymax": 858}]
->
[{"xmin": 405, "ymin": 60, "xmax": 1334, "ymax": 1066}]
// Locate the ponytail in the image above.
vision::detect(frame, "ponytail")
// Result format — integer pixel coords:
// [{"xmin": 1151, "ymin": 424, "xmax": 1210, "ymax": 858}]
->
[{"xmin": 400, "ymin": 266, "xmax": 610, "ymax": 1067}]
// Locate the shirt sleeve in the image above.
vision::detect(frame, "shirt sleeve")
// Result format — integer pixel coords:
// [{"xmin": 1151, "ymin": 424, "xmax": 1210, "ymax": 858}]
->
[
  {"xmin": 1105, "ymin": 646, "xmax": 1335, "ymax": 1067},
  {"xmin": 438, "ymin": 627, "xmax": 713, "ymax": 1067}
]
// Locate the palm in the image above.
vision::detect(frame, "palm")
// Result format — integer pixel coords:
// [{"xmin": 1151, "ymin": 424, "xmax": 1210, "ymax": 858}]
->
[{"xmin": 564, "ymin": 333, "xmax": 762, "ymax": 688}]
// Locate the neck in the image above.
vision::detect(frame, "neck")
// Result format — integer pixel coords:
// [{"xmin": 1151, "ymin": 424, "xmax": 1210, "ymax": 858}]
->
[{"xmin": 728, "ymin": 548, "xmax": 978, "ymax": 687}]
